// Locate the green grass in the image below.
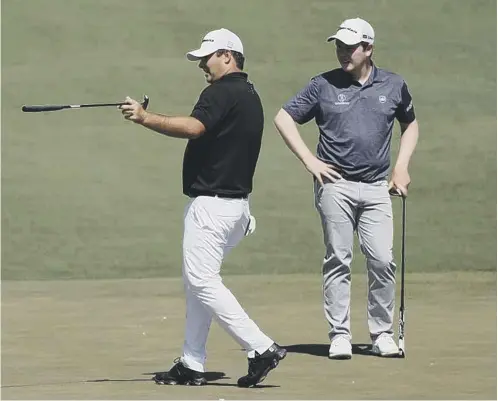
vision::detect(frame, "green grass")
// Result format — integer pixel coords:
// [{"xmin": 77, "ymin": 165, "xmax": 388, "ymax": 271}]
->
[
  {"xmin": 2, "ymin": 0, "xmax": 496, "ymax": 280},
  {"xmin": 2, "ymin": 4, "xmax": 496, "ymax": 399},
  {"xmin": 1, "ymin": 273, "xmax": 496, "ymax": 399}
]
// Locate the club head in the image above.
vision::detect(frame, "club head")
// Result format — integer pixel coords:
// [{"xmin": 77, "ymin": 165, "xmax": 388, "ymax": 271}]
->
[
  {"xmin": 141, "ymin": 95, "xmax": 150, "ymax": 110},
  {"xmin": 397, "ymin": 338, "xmax": 405, "ymax": 358}
]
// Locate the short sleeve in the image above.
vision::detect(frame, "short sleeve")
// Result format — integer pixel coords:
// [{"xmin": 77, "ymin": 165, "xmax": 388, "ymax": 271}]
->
[
  {"xmin": 395, "ymin": 82, "xmax": 416, "ymax": 124},
  {"xmin": 190, "ymin": 84, "xmax": 230, "ymax": 132},
  {"xmin": 282, "ymin": 77, "xmax": 320, "ymax": 125}
]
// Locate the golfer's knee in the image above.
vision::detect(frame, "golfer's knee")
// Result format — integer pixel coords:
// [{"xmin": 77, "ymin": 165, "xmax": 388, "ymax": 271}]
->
[
  {"xmin": 183, "ymin": 268, "xmax": 220, "ymax": 292},
  {"xmin": 323, "ymin": 245, "xmax": 351, "ymax": 270},
  {"xmin": 367, "ymin": 254, "xmax": 395, "ymax": 272},
  {"xmin": 323, "ymin": 254, "xmax": 351, "ymax": 276},
  {"xmin": 184, "ymin": 272, "xmax": 205, "ymax": 290}
]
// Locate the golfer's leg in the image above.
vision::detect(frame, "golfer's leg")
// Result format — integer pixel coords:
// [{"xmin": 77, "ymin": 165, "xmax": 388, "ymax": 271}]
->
[
  {"xmin": 181, "ymin": 283, "xmax": 212, "ymax": 372},
  {"xmin": 181, "ymin": 199, "xmax": 213, "ymax": 372},
  {"xmin": 315, "ymin": 180, "xmax": 357, "ymax": 341},
  {"xmin": 223, "ymin": 201, "xmax": 250, "ymax": 259},
  {"xmin": 219, "ymin": 201, "xmax": 274, "ymax": 355},
  {"xmin": 357, "ymin": 182, "xmax": 396, "ymax": 340},
  {"xmin": 183, "ymin": 197, "xmax": 273, "ymax": 355}
]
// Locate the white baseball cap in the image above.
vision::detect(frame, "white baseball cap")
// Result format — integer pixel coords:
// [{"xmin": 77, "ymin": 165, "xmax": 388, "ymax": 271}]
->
[
  {"xmin": 327, "ymin": 18, "xmax": 375, "ymax": 45},
  {"xmin": 186, "ymin": 28, "xmax": 244, "ymax": 61}
]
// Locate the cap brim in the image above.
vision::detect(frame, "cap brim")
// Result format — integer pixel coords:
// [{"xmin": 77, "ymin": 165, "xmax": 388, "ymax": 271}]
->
[
  {"xmin": 186, "ymin": 48, "xmax": 211, "ymax": 61},
  {"xmin": 326, "ymin": 30, "xmax": 362, "ymax": 45},
  {"xmin": 186, "ymin": 43, "xmax": 220, "ymax": 61}
]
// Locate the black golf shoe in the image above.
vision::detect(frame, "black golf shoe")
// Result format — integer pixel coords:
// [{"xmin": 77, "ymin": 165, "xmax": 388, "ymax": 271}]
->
[
  {"xmin": 237, "ymin": 343, "xmax": 287, "ymax": 388},
  {"xmin": 153, "ymin": 358, "xmax": 207, "ymax": 386}
]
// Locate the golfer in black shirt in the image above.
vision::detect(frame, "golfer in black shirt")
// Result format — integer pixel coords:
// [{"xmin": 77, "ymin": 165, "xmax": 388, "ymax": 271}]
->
[{"xmin": 119, "ymin": 28, "xmax": 285, "ymax": 388}]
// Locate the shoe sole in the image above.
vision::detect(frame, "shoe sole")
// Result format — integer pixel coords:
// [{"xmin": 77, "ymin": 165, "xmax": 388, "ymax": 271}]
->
[
  {"xmin": 154, "ymin": 378, "xmax": 206, "ymax": 386},
  {"xmin": 372, "ymin": 352, "xmax": 400, "ymax": 358},
  {"xmin": 249, "ymin": 356, "xmax": 281, "ymax": 387},
  {"xmin": 372, "ymin": 346, "xmax": 399, "ymax": 358},
  {"xmin": 328, "ymin": 353, "xmax": 352, "ymax": 360}
]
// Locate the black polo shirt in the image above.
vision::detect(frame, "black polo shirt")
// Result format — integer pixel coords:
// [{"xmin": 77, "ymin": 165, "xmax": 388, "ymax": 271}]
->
[{"xmin": 183, "ymin": 72, "xmax": 264, "ymax": 198}]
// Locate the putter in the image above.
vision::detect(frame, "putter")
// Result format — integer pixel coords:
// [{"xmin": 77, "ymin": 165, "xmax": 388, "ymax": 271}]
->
[
  {"xmin": 21, "ymin": 95, "xmax": 149, "ymax": 113},
  {"xmin": 389, "ymin": 188, "xmax": 407, "ymax": 358}
]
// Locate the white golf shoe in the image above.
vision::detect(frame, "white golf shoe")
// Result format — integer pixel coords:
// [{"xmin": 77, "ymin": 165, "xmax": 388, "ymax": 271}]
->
[
  {"xmin": 328, "ymin": 336, "xmax": 352, "ymax": 360},
  {"xmin": 372, "ymin": 334, "xmax": 399, "ymax": 357}
]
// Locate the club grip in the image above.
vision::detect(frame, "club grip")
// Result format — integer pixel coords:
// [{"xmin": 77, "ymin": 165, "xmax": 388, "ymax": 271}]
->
[
  {"xmin": 22, "ymin": 105, "xmax": 66, "ymax": 112},
  {"xmin": 142, "ymin": 95, "xmax": 149, "ymax": 110},
  {"xmin": 389, "ymin": 188, "xmax": 405, "ymax": 197}
]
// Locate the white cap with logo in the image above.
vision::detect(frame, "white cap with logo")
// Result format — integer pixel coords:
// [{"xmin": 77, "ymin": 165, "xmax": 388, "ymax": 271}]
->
[
  {"xmin": 327, "ymin": 18, "xmax": 375, "ymax": 45},
  {"xmin": 186, "ymin": 28, "xmax": 244, "ymax": 61}
]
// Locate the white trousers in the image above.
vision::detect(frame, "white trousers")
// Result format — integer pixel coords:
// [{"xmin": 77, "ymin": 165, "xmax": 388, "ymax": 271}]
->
[{"xmin": 180, "ymin": 195, "xmax": 273, "ymax": 372}]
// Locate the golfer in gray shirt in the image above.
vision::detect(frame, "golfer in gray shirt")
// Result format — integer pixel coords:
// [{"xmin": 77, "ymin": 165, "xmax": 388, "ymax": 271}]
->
[{"xmin": 274, "ymin": 17, "xmax": 419, "ymax": 358}]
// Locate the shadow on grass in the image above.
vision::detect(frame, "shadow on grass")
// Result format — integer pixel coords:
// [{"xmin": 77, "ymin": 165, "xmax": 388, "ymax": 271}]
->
[
  {"xmin": 1, "ymin": 377, "xmax": 151, "ymax": 388},
  {"xmin": 1, "ymin": 371, "xmax": 228, "ymax": 389},
  {"xmin": 144, "ymin": 371, "xmax": 279, "ymax": 388},
  {"xmin": 282, "ymin": 343, "xmax": 375, "ymax": 357},
  {"xmin": 144, "ymin": 371, "xmax": 228, "ymax": 382}
]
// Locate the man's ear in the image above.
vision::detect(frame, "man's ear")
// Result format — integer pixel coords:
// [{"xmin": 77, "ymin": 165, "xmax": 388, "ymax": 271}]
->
[{"xmin": 366, "ymin": 44, "xmax": 374, "ymax": 57}]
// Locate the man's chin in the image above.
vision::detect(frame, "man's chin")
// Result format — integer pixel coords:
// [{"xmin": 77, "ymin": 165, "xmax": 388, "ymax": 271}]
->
[{"xmin": 340, "ymin": 63, "xmax": 353, "ymax": 72}]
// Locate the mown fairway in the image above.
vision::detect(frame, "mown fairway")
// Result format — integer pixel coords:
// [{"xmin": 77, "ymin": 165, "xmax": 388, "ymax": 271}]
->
[
  {"xmin": 2, "ymin": 0, "xmax": 496, "ymax": 399},
  {"xmin": 2, "ymin": 273, "xmax": 496, "ymax": 399}
]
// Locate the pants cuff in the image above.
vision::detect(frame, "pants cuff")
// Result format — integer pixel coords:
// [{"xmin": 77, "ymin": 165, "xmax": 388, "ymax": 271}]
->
[
  {"xmin": 248, "ymin": 338, "xmax": 274, "ymax": 357},
  {"xmin": 181, "ymin": 355, "xmax": 205, "ymax": 373}
]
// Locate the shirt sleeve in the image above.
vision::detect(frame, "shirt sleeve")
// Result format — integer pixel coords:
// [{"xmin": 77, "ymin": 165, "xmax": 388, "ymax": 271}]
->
[
  {"xmin": 282, "ymin": 77, "xmax": 320, "ymax": 124},
  {"xmin": 190, "ymin": 84, "xmax": 230, "ymax": 132},
  {"xmin": 395, "ymin": 81, "xmax": 416, "ymax": 124}
]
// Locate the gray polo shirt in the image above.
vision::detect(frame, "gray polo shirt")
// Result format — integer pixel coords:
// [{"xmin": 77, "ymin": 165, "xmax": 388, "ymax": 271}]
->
[{"xmin": 283, "ymin": 64, "xmax": 416, "ymax": 183}]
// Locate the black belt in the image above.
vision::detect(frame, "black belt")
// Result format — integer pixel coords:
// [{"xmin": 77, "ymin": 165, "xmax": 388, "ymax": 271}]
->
[
  {"xmin": 340, "ymin": 174, "xmax": 384, "ymax": 183},
  {"xmin": 188, "ymin": 191, "xmax": 248, "ymax": 199},
  {"xmin": 320, "ymin": 171, "xmax": 382, "ymax": 184},
  {"xmin": 339, "ymin": 173, "xmax": 371, "ymax": 183}
]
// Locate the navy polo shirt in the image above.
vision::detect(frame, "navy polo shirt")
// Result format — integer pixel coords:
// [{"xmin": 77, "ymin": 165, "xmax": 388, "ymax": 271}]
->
[{"xmin": 283, "ymin": 64, "xmax": 416, "ymax": 182}]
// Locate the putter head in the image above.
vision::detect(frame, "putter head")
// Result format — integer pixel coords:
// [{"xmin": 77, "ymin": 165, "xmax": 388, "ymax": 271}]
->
[
  {"xmin": 397, "ymin": 310, "xmax": 405, "ymax": 358},
  {"xmin": 141, "ymin": 95, "xmax": 150, "ymax": 110},
  {"xmin": 398, "ymin": 339, "xmax": 406, "ymax": 358}
]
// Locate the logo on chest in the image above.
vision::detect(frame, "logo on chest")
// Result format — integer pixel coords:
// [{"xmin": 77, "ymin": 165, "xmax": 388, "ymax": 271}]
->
[
  {"xmin": 379, "ymin": 95, "xmax": 387, "ymax": 104},
  {"xmin": 335, "ymin": 93, "xmax": 350, "ymax": 105}
]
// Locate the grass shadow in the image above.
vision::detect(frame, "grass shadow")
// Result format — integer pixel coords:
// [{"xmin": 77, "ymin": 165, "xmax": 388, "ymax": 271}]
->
[
  {"xmin": 282, "ymin": 343, "xmax": 328, "ymax": 357},
  {"xmin": 85, "ymin": 378, "xmax": 151, "ymax": 383},
  {"xmin": 1, "ymin": 377, "xmax": 152, "ymax": 388},
  {"xmin": 144, "ymin": 371, "xmax": 228, "ymax": 382},
  {"xmin": 282, "ymin": 343, "xmax": 375, "ymax": 357},
  {"xmin": 143, "ymin": 370, "xmax": 279, "ymax": 388},
  {"xmin": 206, "ymin": 383, "xmax": 279, "ymax": 388},
  {"xmin": 1, "ymin": 371, "xmax": 233, "ymax": 388}
]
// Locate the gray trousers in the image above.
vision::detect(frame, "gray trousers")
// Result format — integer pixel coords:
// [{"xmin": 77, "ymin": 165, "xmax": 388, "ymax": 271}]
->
[{"xmin": 314, "ymin": 178, "xmax": 396, "ymax": 342}]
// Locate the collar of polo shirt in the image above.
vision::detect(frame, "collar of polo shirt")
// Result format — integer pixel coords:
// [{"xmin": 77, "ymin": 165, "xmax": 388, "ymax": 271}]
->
[{"xmin": 341, "ymin": 63, "xmax": 385, "ymax": 86}]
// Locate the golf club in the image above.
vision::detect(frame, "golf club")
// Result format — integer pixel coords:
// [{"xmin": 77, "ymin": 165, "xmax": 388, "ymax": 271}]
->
[
  {"xmin": 389, "ymin": 187, "xmax": 407, "ymax": 358},
  {"xmin": 22, "ymin": 95, "xmax": 149, "ymax": 113}
]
